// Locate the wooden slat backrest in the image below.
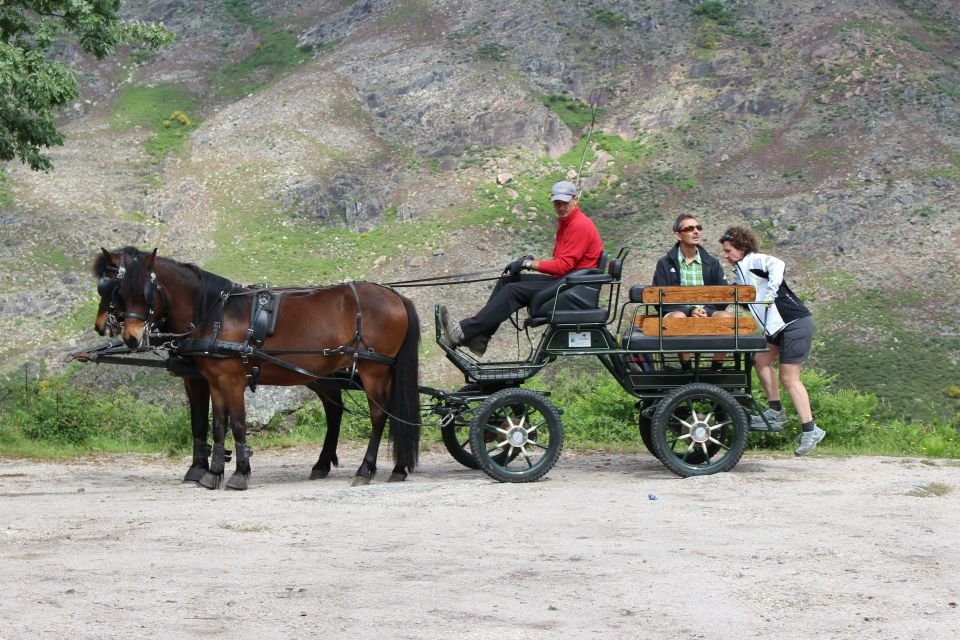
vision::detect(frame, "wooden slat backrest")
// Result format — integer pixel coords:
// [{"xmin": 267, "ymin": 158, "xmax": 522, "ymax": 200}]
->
[{"xmin": 640, "ymin": 285, "xmax": 756, "ymax": 305}]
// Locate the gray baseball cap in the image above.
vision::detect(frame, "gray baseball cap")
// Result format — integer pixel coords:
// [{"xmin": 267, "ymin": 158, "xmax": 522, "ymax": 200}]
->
[{"xmin": 550, "ymin": 180, "xmax": 578, "ymax": 202}]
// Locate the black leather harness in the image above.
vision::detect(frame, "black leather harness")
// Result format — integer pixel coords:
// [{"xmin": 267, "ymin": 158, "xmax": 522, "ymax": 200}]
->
[{"xmin": 173, "ymin": 282, "xmax": 395, "ymax": 391}]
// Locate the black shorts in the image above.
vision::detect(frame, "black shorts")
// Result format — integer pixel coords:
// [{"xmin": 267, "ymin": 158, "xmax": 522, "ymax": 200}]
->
[{"xmin": 768, "ymin": 315, "xmax": 815, "ymax": 364}]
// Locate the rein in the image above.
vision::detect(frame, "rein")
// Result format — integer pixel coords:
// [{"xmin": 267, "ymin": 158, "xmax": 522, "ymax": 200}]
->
[{"xmin": 384, "ymin": 270, "xmax": 501, "ymax": 287}]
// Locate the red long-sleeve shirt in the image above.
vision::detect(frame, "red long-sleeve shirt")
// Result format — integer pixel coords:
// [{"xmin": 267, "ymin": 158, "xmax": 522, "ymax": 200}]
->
[{"xmin": 537, "ymin": 207, "xmax": 604, "ymax": 277}]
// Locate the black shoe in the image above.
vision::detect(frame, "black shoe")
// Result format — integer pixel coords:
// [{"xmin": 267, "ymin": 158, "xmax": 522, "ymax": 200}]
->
[{"xmin": 466, "ymin": 335, "xmax": 489, "ymax": 357}]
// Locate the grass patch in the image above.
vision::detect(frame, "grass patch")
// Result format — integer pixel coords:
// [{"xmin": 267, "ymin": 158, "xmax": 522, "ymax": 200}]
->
[
  {"xmin": 4, "ymin": 361, "xmax": 957, "ymax": 461},
  {"xmin": 592, "ymin": 10, "xmax": 633, "ymax": 29},
  {"xmin": 0, "ymin": 170, "xmax": 13, "ymax": 207},
  {"xmin": 110, "ymin": 85, "xmax": 199, "ymax": 158},
  {"xmin": 897, "ymin": 31, "xmax": 930, "ymax": 52},
  {"xmin": 813, "ymin": 289, "xmax": 960, "ymax": 424},
  {"xmin": 211, "ymin": 27, "xmax": 311, "ymax": 99},
  {"xmin": 474, "ymin": 43, "xmax": 509, "ymax": 62},
  {"xmin": 30, "ymin": 248, "xmax": 75, "ymax": 271},
  {"xmin": 110, "ymin": 85, "xmax": 198, "ymax": 130},
  {"xmin": 928, "ymin": 151, "xmax": 960, "ymax": 180},
  {"xmin": 540, "ymin": 93, "xmax": 602, "ymax": 133},
  {"xmin": 692, "ymin": 1, "xmax": 736, "ymax": 26},
  {"xmin": 205, "ymin": 167, "xmax": 501, "ymax": 285},
  {"xmin": 0, "ymin": 369, "xmax": 189, "ymax": 456},
  {"xmin": 905, "ymin": 482, "xmax": 953, "ymax": 497}
]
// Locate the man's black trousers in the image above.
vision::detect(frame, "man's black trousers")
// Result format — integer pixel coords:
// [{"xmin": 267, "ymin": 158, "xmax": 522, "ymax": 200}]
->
[{"xmin": 459, "ymin": 274, "xmax": 556, "ymax": 340}]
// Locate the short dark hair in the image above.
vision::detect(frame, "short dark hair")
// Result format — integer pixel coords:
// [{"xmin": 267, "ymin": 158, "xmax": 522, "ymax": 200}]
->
[
  {"xmin": 719, "ymin": 226, "xmax": 758, "ymax": 254},
  {"xmin": 672, "ymin": 214, "xmax": 699, "ymax": 232}
]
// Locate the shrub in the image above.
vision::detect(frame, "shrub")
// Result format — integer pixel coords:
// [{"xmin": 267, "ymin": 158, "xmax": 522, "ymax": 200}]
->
[{"xmin": 1, "ymin": 373, "xmax": 188, "ymax": 452}]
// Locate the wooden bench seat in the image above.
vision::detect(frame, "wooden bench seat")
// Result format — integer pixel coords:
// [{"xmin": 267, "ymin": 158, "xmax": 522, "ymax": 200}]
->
[{"xmin": 631, "ymin": 285, "xmax": 760, "ymax": 338}]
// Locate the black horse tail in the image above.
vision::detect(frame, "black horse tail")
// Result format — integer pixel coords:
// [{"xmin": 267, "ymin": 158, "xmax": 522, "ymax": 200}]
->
[{"xmin": 390, "ymin": 295, "xmax": 421, "ymax": 472}]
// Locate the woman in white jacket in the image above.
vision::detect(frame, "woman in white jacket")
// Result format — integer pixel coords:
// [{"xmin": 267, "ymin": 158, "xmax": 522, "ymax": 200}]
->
[{"xmin": 719, "ymin": 227, "xmax": 825, "ymax": 456}]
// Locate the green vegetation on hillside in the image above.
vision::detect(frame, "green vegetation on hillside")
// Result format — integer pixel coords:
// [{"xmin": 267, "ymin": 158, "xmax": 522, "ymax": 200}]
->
[
  {"xmin": 212, "ymin": 0, "xmax": 312, "ymax": 98},
  {"xmin": 4, "ymin": 366, "xmax": 956, "ymax": 460},
  {"xmin": 0, "ymin": 170, "xmax": 14, "ymax": 207},
  {"xmin": 204, "ymin": 167, "xmax": 501, "ymax": 285},
  {"xmin": 211, "ymin": 28, "xmax": 311, "ymax": 98},
  {"xmin": 813, "ymin": 288, "xmax": 960, "ymax": 424},
  {"xmin": 540, "ymin": 92, "xmax": 602, "ymax": 132},
  {"xmin": 110, "ymin": 85, "xmax": 199, "ymax": 158}
]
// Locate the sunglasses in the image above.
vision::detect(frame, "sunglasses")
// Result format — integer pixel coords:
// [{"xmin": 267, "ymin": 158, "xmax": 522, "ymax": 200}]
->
[
  {"xmin": 720, "ymin": 233, "xmax": 734, "ymax": 242},
  {"xmin": 678, "ymin": 224, "xmax": 703, "ymax": 233}
]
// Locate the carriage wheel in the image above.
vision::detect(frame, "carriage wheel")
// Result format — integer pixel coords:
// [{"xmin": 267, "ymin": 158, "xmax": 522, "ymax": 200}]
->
[
  {"xmin": 469, "ymin": 388, "xmax": 563, "ymax": 483},
  {"xmin": 441, "ymin": 421, "xmax": 481, "ymax": 469},
  {"xmin": 438, "ymin": 385, "xmax": 513, "ymax": 470},
  {"xmin": 637, "ymin": 401, "xmax": 658, "ymax": 459},
  {"xmin": 650, "ymin": 383, "xmax": 747, "ymax": 477}
]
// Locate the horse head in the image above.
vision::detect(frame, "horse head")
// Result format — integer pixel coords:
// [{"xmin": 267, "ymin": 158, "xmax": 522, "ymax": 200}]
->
[
  {"xmin": 115, "ymin": 248, "xmax": 163, "ymax": 350},
  {"xmin": 92, "ymin": 247, "xmax": 124, "ymax": 336}
]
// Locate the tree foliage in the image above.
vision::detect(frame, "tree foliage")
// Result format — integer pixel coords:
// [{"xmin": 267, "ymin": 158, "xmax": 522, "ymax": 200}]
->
[{"xmin": 0, "ymin": 1, "xmax": 173, "ymax": 171}]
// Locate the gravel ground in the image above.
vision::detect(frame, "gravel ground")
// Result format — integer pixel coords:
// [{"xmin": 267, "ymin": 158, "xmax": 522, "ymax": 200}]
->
[{"xmin": 1, "ymin": 447, "xmax": 959, "ymax": 639}]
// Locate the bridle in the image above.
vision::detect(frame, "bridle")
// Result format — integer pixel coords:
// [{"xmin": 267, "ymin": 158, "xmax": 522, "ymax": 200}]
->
[
  {"xmin": 96, "ymin": 265, "xmax": 124, "ymax": 336},
  {"xmin": 108, "ymin": 259, "xmax": 169, "ymax": 342}
]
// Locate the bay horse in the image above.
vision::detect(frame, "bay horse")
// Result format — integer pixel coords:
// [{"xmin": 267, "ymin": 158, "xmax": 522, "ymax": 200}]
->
[
  {"xmin": 99, "ymin": 249, "xmax": 420, "ymax": 488},
  {"xmin": 93, "ymin": 248, "xmax": 349, "ymax": 482}
]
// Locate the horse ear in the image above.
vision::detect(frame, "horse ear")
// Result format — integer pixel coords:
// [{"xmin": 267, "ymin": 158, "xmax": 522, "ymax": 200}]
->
[
  {"xmin": 101, "ymin": 247, "xmax": 119, "ymax": 267},
  {"xmin": 145, "ymin": 248, "xmax": 157, "ymax": 269}
]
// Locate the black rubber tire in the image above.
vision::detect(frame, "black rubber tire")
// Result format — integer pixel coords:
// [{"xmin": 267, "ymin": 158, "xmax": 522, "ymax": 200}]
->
[
  {"xmin": 469, "ymin": 388, "xmax": 563, "ymax": 483},
  {"xmin": 638, "ymin": 401, "xmax": 658, "ymax": 459},
  {"xmin": 650, "ymin": 383, "xmax": 747, "ymax": 477},
  {"xmin": 441, "ymin": 420, "xmax": 481, "ymax": 469}
]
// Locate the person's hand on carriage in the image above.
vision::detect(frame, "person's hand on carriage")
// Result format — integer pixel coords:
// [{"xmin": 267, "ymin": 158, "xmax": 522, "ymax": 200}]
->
[{"xmin": 504, "ymin": 255, "xmax": 535, "ymax": 279}]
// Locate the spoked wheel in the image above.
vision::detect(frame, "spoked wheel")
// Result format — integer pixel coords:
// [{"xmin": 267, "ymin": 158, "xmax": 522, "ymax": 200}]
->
[
  {"xmin": 469, "ymin": 388, "xmax": 563, "ymax": 483},
  {"xmin": 650, "ymin": 383, "xmax": 747, "ymax": 477},
  {"xmin": 437, "ymin": 385, "xmax": 508, "ymax": 470},
  {"xmin": 441, "ymin": 420, "xmax": 481, "ymax": 469}
]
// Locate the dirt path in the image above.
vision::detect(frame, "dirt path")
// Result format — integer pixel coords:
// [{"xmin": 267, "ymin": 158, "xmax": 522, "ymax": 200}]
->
[{"xmin": 1, "ymin": 447, "xmax": 959, "ymax": 639}]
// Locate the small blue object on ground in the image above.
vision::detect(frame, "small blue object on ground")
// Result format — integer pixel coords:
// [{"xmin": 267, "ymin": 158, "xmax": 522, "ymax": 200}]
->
[{"xmin": 648, "ymin": 493, "xmax": 657, "ymax": 501}]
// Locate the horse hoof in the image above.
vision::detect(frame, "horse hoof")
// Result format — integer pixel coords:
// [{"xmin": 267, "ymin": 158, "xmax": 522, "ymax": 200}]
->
[
  {"xmin": 225, "ymin": 473, "xmax": 249, "ymax": 491},
  {"xmin": 182, "ymin": 466, "xmax": 206, "ymax": 484},
  {"xmin": 310, "ymin": 465, "xmax": 330, "ymax": 480},
  {"xmin": 350, "ymin": 475, "xmax": 372, "ymax": 487},
  {"xmin": 387, "ymin": 472, "xmax": 407, "ymax": 483},
  {"xmin": 198, "ymin": 472, "xmax": 221, "ymax": 490}
]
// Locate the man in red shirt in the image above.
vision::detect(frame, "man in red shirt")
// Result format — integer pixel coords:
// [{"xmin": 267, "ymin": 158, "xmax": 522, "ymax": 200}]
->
[{"xmin": 440, "ymin": 180, "xmax": 603, "ymax": 356}]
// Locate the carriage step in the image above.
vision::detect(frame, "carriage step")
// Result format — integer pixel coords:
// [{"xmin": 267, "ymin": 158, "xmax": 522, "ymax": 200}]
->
[{"xmin": 748, "ymin": 423, "xmax": 784, "ymax": 432}]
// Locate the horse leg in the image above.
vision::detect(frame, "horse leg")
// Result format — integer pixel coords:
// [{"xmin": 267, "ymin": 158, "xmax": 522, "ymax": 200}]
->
[
  {"xmin": 225, "ymin": 385, "xmax": 252, "ymax": 491},
  {"xmin": 309, "ymin": 387, "xmax": 343, "ymax": 480},
  {"xmin": 182, "ymin": 377, "xmax": 212, "ymax": 484},
  {"xmin": 352, "ymin": 376, "xmax": 391, "ymax": 486},
  {"xmin": 198, "ymin": 397, "xmax": 228, "ymax": 490}
]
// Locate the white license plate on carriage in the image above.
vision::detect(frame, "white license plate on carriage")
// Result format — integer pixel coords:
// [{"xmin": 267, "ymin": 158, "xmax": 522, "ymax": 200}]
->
[{"xmin": 568, "ymin": 331, "xmax": 591, "ymax": 348}]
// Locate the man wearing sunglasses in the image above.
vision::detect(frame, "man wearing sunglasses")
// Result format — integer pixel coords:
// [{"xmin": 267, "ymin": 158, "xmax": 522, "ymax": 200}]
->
[{"xmin": 651, "ymin": 214, "xmax": 732, "ymax": 370}]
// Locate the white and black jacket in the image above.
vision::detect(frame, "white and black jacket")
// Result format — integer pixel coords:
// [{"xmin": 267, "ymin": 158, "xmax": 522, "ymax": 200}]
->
[{"xmin": 732, "ymin": 252, "xmax": 810, "ymax": 337}]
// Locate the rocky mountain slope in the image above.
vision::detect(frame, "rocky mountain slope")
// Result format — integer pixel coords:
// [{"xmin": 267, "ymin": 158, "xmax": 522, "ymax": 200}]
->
[{"xmin": 1, "ymin": 0, "xmax": 957, "ymax": 420}]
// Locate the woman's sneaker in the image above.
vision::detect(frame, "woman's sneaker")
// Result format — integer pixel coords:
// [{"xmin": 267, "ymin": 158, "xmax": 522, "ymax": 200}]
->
[
  {"xmin": 751, "ymin": 407, "xmax": 787, "ymax": 429},
  {"xmin": 794, "ymin": 425, "xmax": 826, "ymax": 456}
]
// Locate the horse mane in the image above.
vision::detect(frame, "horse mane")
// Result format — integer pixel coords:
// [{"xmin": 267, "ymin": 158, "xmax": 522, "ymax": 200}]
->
[{"xmin": 104, "ymin": 247, "xmax": 237, "ymax": 328}]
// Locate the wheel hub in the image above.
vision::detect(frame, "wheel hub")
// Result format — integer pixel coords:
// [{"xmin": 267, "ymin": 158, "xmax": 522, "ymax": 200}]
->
[
  {"xmin": 507, "ymin": 426, "xmax": 528, "ymax": 447},
  {"xmin": 687, "ymin": 413, "xmax": 712, "ymax": 443}
]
